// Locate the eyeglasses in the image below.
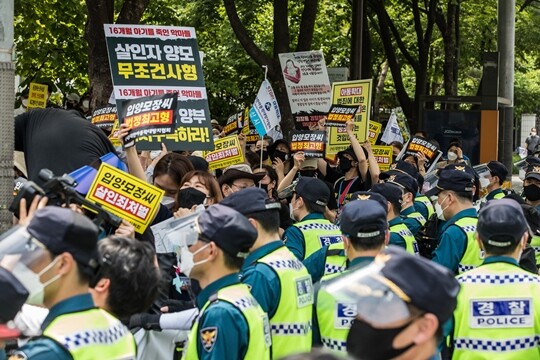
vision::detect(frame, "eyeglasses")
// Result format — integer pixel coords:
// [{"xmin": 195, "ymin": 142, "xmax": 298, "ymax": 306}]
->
[{"xmin": 231, "ymin": 182, "xmax": 254, "ymax": 190}]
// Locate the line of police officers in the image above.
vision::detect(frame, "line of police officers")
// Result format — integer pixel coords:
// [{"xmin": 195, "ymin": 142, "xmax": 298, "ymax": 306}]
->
[{"xmin": 1, "ymin": 155, "xmax": 540, "ymax": 359}]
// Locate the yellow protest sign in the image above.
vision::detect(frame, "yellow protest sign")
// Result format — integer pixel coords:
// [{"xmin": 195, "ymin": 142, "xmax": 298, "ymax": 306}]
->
[
  {"xmin": 368, "ymin": 121, "xmax": 382, "ymax": 145},
  {"xmin": 108, "ymin": 117, "xmax": 122, "ymax": 147},
  {"xmin": 28, "ymin": 83, "xmax": 47, "ymax": 109},
  {"xmin": 326, "ymin": 79, "xmax": 373, "ymax": 159},
  {"xmin": 86, "ymin": 163, "xmax": 164, "ymax": 234},
  {"xmin": 203, "ymin": 135, "xmax": 245, "ymax": 171},
  {"xmin": 371, "ymin": 145, "xmax": 393, "ymax": 171}
]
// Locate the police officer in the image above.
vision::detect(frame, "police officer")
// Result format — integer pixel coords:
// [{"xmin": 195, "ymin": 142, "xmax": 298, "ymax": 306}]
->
[
  {"xmin": 220, "ymin": 188, "xmax": 313, "ymax": 359},
  {"xmin": 302, "ymin": 191, "xmax": 388, "ymax": 283},
  {"xmin": 389, "ymin": 160, "xmax": 435, "ymax": 220},
  {"xmin": 371, "ymin": 182, "xmax": 418, "ymax": 255},
  {"xmin": 180, "ymin": 204, "xmax": 271, "ymax": 360},
  {"xmin": 428, "ymin": 169, "xmax": 481, "ymax": 274},
  {"xmin": 382, "ymin": 171, "xmax": 426, "ymax": 235},
  {"xmin": 283, "ymin": 177, "xmax": 342, "ymax": 260},
  {"xmin": 451, "ymin": 199, "xmax": 540, "ymax": 359},
  {"xmin": 314, "ymin": 196, "xmax": 389, "ymax": 354},
  {"xmin": 0, "ymin": 207, "xmax": 136, "ymax": 359},
  {"xmin": 323, "ymin": 246, "xmax": 459, "ymax": 360},
  {"xmin": 482, "ymin": 161, "xmax": 508, "ymax": 201}
]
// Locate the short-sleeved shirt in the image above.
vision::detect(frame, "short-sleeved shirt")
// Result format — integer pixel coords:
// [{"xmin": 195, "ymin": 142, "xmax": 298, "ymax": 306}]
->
[
  {"xmin": 15, "ymin": 108, "xmax": 117, "ymax": 181},
  {"xmin": 324, "ymin": 164, "xmax": 370, "ymax": 209}
]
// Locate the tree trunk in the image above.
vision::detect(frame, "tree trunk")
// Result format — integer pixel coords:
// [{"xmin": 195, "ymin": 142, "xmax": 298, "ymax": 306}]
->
[
  {"xmin": 85, "ymin": 0, "xmax": 150, "ymax": 109},
  {"xmin": 373, "ymin": 60, "xmax": 389, "ymax": 120}
]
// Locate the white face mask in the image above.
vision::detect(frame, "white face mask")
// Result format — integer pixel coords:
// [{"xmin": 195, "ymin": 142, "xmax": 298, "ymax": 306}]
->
[
  {"xmin": 479, "ymin": 177, "xmax": 490, "ymax": 189},
  {"xmin": 519, "ymin": 168, "xmax": 526, "ymax": 181},
  {"xmin": 447, "ymin": 151, "xmax": 458, "ymax": 161},
  {"xmin": 161, "ymin": 196, "xmax": 176, "ymax": 209},
  {"xmin": 11, "ymin": 257, "xmax": 62, "ymax": 306},
  {"xmin": 82, "ymin": 100, "xmax": 90, "ymax": 109},
  {"xmin": 21, "ymin": 99, "xmax": 28, "ymax": 108},
  {"xmin": 179, "ymin": 243, "xmax": 210, "ymax": 277},
  {"xmin": 434, "ymin": 195, "xmax": 449, "ymax": 221}
]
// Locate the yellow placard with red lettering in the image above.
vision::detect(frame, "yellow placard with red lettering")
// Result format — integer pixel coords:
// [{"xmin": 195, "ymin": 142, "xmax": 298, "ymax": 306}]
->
[
  {"xmin": 203, "ymin": 135, "xmax": 245, "ymax": 171},
  {"xmin": 371, "ymin": 145, "xmax": 393, "ymax": 171},
  {"xmin": 326, "ymin": 79, "xmax": 372, "ymax": 161},
  {"xmin": 28, "ymin": 82, "xmax": 47, "ymax": 109},
  {"xmin": 368, "ymin": 121, "xmax": 382, "ymax": 145},
  {"xmin": 86, "ymin": 163, "xmax": 164, "ymax": 233},
  {"xmin": 108, "ymin": 117, "xmax": 122, "ymax": 147}
]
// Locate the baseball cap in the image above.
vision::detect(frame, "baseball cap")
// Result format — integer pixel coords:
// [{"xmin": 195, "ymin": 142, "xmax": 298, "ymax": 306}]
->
[
  {"xmin": 370, "ymin": 182, "xmax": 403, "ymax": 205},
  {"xmin": 380, "ymin": 171, "xmax": 418, "ymax": 194},
  {"xmin": 295, "ymin": 177, "xmax": 330, "ymax": 207},
  {"xmin": 220, "ymin": 187, "xmax": 281, "ymax": 215},
  {"xmin": 218, "ymin": 163, "xmax": 265, "ymax": 186},
  {"xmin": 26, "ymin": 207, "xmax": 100, "ymax": 272},
  {"xmin": 525, "ymin": 163, "xmax": 540, "ymax": 181},
  {"xmin": 196, "ymin": 204, "xmax": 257, "ymax": 258},
  {"xmin": 487, "ymin": 161, "xmax": 508, "ymax": 181},
  {"xmin": 426, "ymin": 169, "xmax": 474, "ymax": 197},
  {"xmin": 324, "ymin": 246, "xmax": 459, "ymax": 325},
  {"xmin": 386, "ymin": 160, "xmax": 419, "ymax": 179},
  {"xmin": 477, "ymin": 199, "xmax": 529, "ymax": 248},
  {"xmin": 350, "ymin": 191, "xmax": 388, "ymax": 213},
  {"xmin": 340, "ymin": 199, "xmax": 388, "ymax": 238},
  {"xmin": 337, "ymin": 147, "xmax": 358, "ymax": 162}
]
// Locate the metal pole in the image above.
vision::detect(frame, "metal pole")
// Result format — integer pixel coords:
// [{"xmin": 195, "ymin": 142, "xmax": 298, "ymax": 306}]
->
[
  {"xmin": 497, "ymin": 0, "xmax": 515, "ymax": 175},
  {"xmin": 0, "ymin": 0, "xmax": 15, "ymax": 232},
  {"xmin": 350, "ymin": 0, "xmax": 364, "ymax": 80}
]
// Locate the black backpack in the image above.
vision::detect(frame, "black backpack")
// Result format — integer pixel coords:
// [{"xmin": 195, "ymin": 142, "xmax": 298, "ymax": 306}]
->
[{"xmin": 415, "ymin": 213, "xmax": 440, "ymax": 259}]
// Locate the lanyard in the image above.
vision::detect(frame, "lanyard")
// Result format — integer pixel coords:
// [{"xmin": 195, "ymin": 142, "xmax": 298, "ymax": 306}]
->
[{"xmin": 338, "ymin": 177, "xmax": 358, "ymax": 209}]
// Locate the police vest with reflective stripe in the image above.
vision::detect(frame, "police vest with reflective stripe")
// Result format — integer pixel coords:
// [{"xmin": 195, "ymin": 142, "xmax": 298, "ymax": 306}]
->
[
  {"xmin": 184, "ymin": 283, "xmax": 271, "ymax": 360},
  {"xmin": 293, "ymin": 219, "xmax": 342, "ymax": 259},
  {"xmin": 453, "ymin": 261, "xmax": 540, "ymax": 359},
  {"xmin": 415, "ymin": 195, "xmax": 435, "ymax": 217},
  {"xmin": 42, "ymin": 308, "xmax": 136, "ymax": 360},
  {"xmin": 403, "ymin": 210, "xmax": 426, "ymax": 227},
  {"xmin": 323, "ymin": 242, "xmax": 347, "ymax": 276},
  {"xmin": 389, "ymin": 222, "xmax": 418, "ymax": 255},
  {"xmin": 316, "ymin": 271, "xmax": 353, "ymax": 354},
  {"xmin": 530, "ymin": 235, "xmax": 540, "ymax": 266},
  {"xmin": 453, "ymin": 217, "xmax": 482, "ymax": 274},
  {"xmin": 492, "ymin": 191, "xmax": 506, "ymax": 200},
  {"xmin": 257, "ymin": 247, "xmax": 313, "ymax": 359}
]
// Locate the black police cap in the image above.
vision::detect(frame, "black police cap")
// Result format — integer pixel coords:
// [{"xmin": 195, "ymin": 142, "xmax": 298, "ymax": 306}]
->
[
  {"xmin": 477, "ymin": 199, "xmax": 529, "ymax": 248},
  {"xmin": 426, "ymin": 169, "xmax": 474, "ymax": 197},
  {"xmin": 340, "ymin": 199, "xmax": 388, "ymax": 238},
  {"xmin": 380, "ymin": 170, "xmax": 418, "ymax": 194},
  {"xmin": 295, "ymin": 177, "xmax": 330, "ymax": 207},
  {"xmin": 487, "ymin": 161, "xmax": 508, "ymax": 181},
  {"xmin": 220, "ymin": 187, "xmax": 281, "ymax": 215},
  {"xmin": 350, "ymin": 191, "xmax": 388, "ymax": 213},
  {"xmin": 370, "ymin": 182, "xmax": 403, "ymax": 205}
]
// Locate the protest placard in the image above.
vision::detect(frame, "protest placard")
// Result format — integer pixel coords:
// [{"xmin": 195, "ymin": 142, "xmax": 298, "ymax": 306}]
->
[
  {"xmin": 92, "ymin": 105, "xmax": 117, "ymax": 128},
  {"xmin": 86, "ymin": 163, "xmax": 164, "ymax": 233},
  {"xmin": 120, "ymin": 93, "xmax": 177, "ymax": 143},
  {"xmin": 326, "ymin": 104, "xmax": 359, "ymax": 127},
  {"xmin": 108, "ymin": 117, "xmax": 122, "ymax": 147},
  {"xmin": 104, "ymin": 24, "xmax": 213, "ymax": 151},
  {"xmin": 279, "ymin": 50, "xmax": 332, "ymax": 130},
  {"xmin": 371, "ymin": 145, "xmax": 393, "ymax": 171},
  {"xmin": 203, "ymin": 135, "xmax": 245, "ymax": 171},
  {"xmin": 250, "ymin": 79, "xmax": 281, "ymax": 136},
  {"xmin": 289, "ymin": 131, "xmax": 326, "ymax": 158},
  {"xmin": 368, "ymin": 121, "xmax": 382, "ymax": 145},
  {"xmin": 28, "ymin": 83, "xmax": 47, "ymax": 109},
  {"xmin": 326, "ymin": 79, "xmax": 373, "ymax": 160},
  {"xmin": 398, "ymin": 136, "xmax": 442, "ymax": 173},
  {"xmin": 223, "ymin": 111, "xmax": 243, "ymax": 136}
]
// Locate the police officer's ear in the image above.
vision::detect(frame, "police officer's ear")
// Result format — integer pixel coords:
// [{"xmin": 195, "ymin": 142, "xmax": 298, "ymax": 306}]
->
[
  {"xmin": 409, "ymin": 313, "xmax": 439, "ymax": 346},
  {"xmin": 247, "ymin": 218, "xmax": 260, "ymax": 233},
  {"xmin": 56, "ymin": 252, "xmax": 75, "ymax": 276},
  {"xmin": 520, "ymin": 231, "xmax": 529, "ymax": 250},
  {"xmin": 91, "ymin": 278, "xmax": 110, "ymax": 293},
  {"xmin": 384, "ymin": 230, "xmax": 390, "ymax": 246}
]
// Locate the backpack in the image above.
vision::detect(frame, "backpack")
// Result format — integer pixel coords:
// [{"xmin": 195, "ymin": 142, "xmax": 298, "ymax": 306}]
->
[{"xmin": 415, "ymin": 213, "xmax": 440, "ymax": 259}]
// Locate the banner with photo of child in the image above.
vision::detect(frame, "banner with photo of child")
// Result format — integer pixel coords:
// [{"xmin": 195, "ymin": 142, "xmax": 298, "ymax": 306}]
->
[{"xmin": 397, "ymin": 136, "xmax": 442, "ymax": 173}]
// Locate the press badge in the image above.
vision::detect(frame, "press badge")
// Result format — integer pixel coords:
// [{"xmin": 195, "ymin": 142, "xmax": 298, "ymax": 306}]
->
[
  {"xmin": 295, "ymin": 275, "xmax": 314, "ymax": 308},
  {"xmin": 470, "ymin": 298, "xmax": 533, "ymax": 328},
  {"xmin": 319, "ymin": 235, "xmax": 342, "ymax": 247},
  {"xmin": 334, "ymin": 302, "xmax": 357, "ymax": 329}
]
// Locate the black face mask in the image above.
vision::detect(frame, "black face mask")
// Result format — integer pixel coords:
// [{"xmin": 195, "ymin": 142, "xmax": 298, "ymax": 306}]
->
[
  {"xmin": 259, "ymin": 183, "xmax": 269, "ymax": 192},
  {"xmin": 524, "ymin": 184, "xmax": 540, "ymax": 202},
  {"xmin": 177, "ymin": 187, "xmax": 207, "ymax": 209},
  {"xmin": 346, "ymin": 317, "xmax": 416, "ymax": 360},
  {"xmin": 260, "ymin": 150, "xmax": 269, "ymax": 161},
  {"xmin": 337, "ymin": 157, "xmax": 353, "ymax": 173},
  {"xmin": 272, "ymin": 149, "xmax": 289, "ymax": 162}
]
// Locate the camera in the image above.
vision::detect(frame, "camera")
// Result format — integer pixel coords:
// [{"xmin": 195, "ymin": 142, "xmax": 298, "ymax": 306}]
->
[{"xmin": 10, "ymin": 169, "xmax": 123, "ymax": 230}]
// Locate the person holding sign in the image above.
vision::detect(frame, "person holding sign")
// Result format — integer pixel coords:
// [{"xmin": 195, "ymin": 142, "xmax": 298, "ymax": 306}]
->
[
  {"xmin": 371, "ymin": 182, "xmax": 418, "ymax": 255},
  {"xmin": 450, "ymin": 199, "xmax": 540, "ymax": 359}
]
